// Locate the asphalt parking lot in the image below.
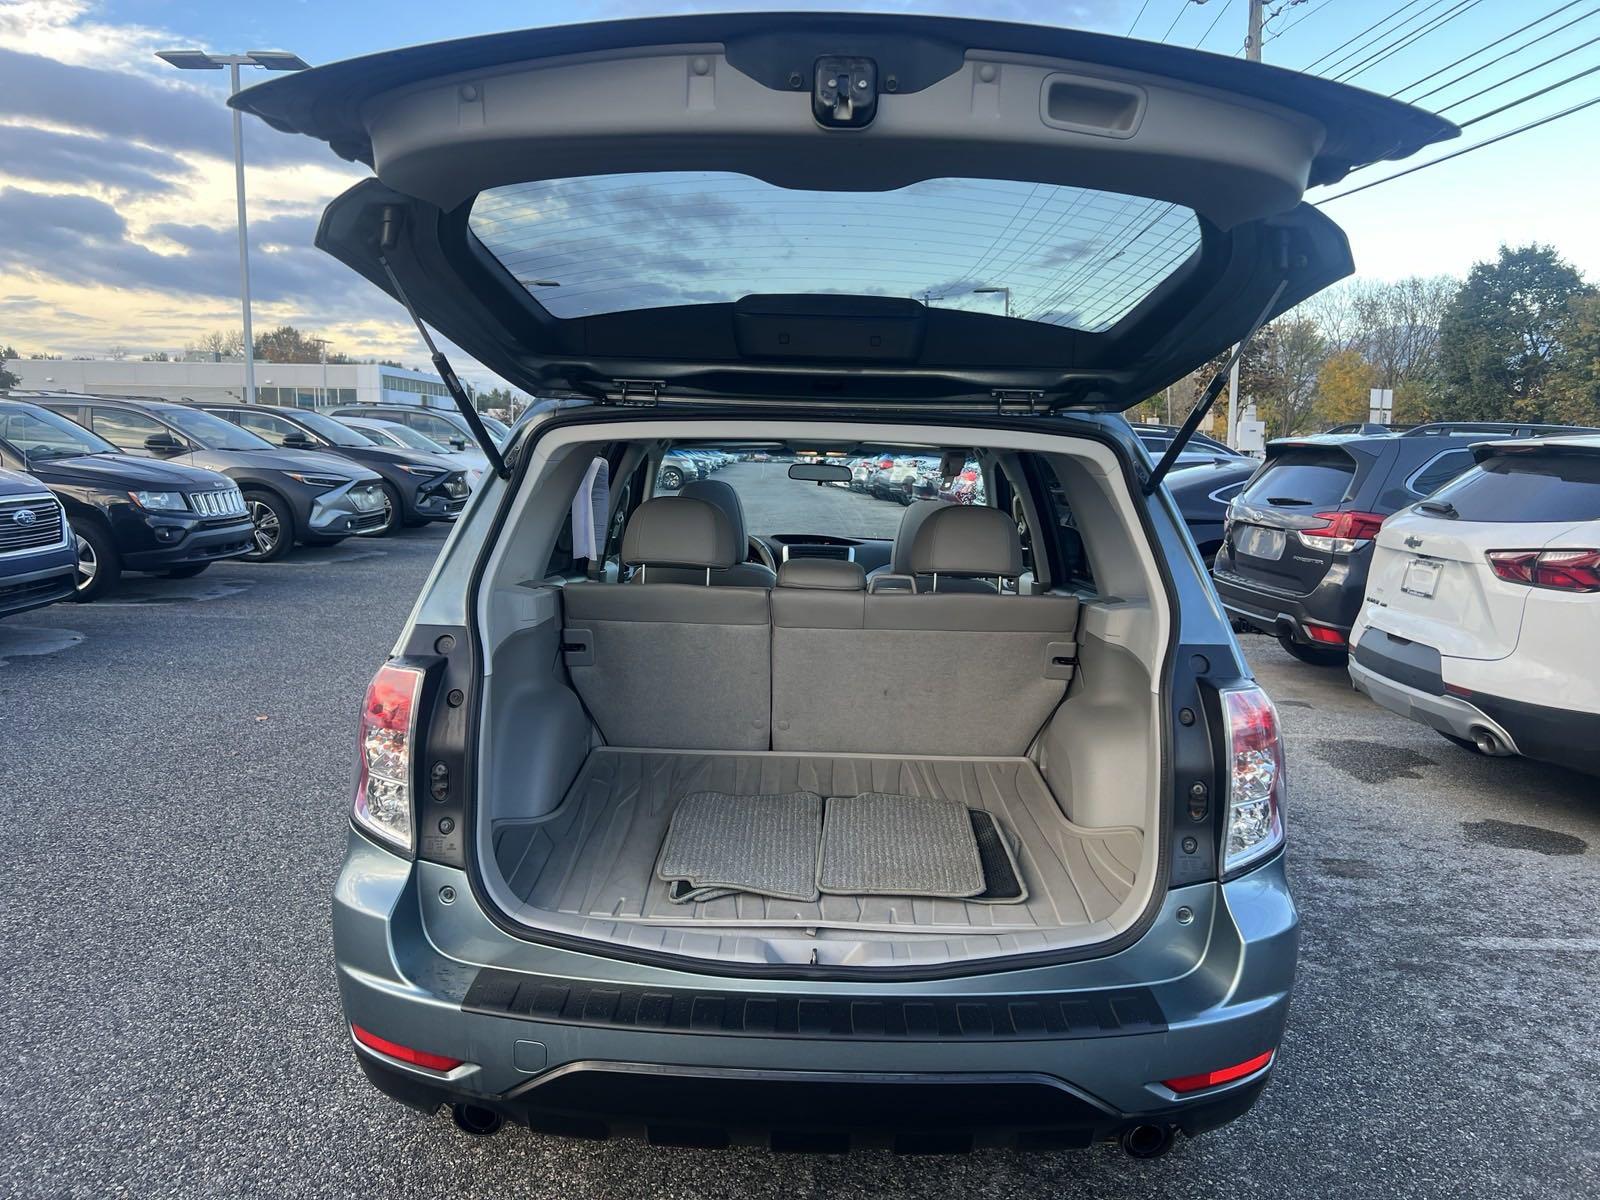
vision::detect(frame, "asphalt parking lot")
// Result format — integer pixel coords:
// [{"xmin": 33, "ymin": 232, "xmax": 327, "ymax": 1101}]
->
[{"xmin": 3, "ymin": 507, "xmax": 1597, "ymax": 1199}]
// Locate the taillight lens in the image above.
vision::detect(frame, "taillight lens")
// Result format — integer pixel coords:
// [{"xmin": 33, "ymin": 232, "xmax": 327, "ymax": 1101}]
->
[
  {"xmin": 1221, "ymin": 685, "xmax": 1286, "ymax": 874},
  {"xmin": 1297, "ymin": 510, "xmax": 1386, "ymax": 553},
  {"xmin": 1163, "ymin": 1050, "xmax": 1274, "ymax": 1094},
  {"xmin": 353, "ymin": 663, "xmax": 425, "ymax": 852},
  {"xmin": 1488, "ymin": 548, "xmax": 1600, "ymax": 592}
]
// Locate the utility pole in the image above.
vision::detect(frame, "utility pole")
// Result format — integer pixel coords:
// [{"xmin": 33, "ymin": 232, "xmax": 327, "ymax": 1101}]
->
[{"xmin": 1226, "ymin": 0, "xmax": 1265, "ymax": 448}]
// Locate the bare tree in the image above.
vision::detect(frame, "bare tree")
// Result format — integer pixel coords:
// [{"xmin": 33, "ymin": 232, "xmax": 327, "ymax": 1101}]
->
[{"xmin": 186, "ymin": 329, "xmax": 246, "ymax": 361}]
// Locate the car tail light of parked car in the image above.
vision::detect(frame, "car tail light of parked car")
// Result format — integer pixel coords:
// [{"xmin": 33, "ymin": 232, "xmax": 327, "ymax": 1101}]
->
[
  {"xmin": 353, "ymin": 663, "xmax": 426, "ymax": 852},
  {"xmin": 1486, "ymin": 548, "xmax": 1600, "ymax": 592},
  {"xmin": 1296, "ymin": 510, "xmax": 1386, "ymax": 553},
  {"xmin": 1221, "ymin": 686, "xmax": 1286, "ymax": 875}
]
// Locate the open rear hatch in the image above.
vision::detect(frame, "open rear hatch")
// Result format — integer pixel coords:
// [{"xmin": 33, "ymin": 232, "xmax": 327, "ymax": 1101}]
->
[{"xmin": 232, "ymin": 12, "xmax": 1453, "ymax": 418}]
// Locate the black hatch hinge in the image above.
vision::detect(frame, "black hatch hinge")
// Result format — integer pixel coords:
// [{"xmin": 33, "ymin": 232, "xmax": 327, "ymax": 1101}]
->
[
  {"xmin": 601, "ymin": 379, "xmax": 665, "ymax": 407},
  {"xmin": 992, "ymin": 389, "xmax": 1045, "ymax": 415}
]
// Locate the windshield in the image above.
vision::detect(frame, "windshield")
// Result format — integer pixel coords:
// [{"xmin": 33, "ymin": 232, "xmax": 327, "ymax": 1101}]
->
[
  {"xmin": 479, "ymin": 414, "xmax": 511, "ymax": 442},
  {"xmin": 293, "ymin": 409, "xmax": 374, "ymax": 447},
  {"xmin": 0, "ymin": 404, "xmax": 118, "ymax": 459},
  {"xmin": 470, "ymin": 173, "xmax": 1202, "ymax": 333},
  {"xmin": 662, "ymin": 450, "xmax": 982, "ymax": 540},
  {"xmin": 163, "ymin": 407, "xmax": 276, "ymax": 451},
  {"xmin": 368, "ymin": 422, "xmax": 446, "ymax": 452}
]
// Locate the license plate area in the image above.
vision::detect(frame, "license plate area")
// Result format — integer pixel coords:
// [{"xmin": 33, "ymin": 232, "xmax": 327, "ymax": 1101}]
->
[
  {"xmin": 1401, "ymin": 558, "xmax": 1441, "ymax": 598},
  {"xmin": 1235, "ymin": 525, "xmax": 1286, "ymax": 561}
]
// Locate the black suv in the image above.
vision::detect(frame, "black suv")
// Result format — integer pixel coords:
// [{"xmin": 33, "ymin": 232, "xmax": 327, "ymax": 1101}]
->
[
  {"xmin": 194, "ymin": 403, "xmax": 469, "ymax": 534},
  {"xmin": 0, "ymin": 399, "xmax": 254, "ymax": 600},
  {"xmin": 1212, "ymin": 421, "xmax": 1598, "ymax": 664},
  {"xmin": 33, "ymin": 395, "xmax": 387, "ymax": 562}
]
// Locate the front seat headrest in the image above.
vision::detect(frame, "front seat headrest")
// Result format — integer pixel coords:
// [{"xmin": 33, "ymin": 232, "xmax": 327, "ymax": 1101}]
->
[
  {"xmin": 620, "ymin": 497, "xmax": 740, "ymax": 571},
  {"xmin": 680, "ymin": 479, "xmax": 749, "ymax": 549},
  {"xmin": 908, "ymin": 504, "xmax": 1025, "ymax": 580},
  {"xmin": 889, "ymin": 501, "xmax": 945, "ymax": 575}
]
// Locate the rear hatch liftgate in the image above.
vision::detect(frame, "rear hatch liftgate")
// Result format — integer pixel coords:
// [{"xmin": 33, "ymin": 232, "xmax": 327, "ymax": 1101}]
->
[{"xmin": 232, "ymin": 13, "xmax": 1455, "ymax": 422}]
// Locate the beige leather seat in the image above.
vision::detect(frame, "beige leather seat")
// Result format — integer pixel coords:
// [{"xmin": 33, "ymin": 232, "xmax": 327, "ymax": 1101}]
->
[
  {"xmin": 561, "ymin": 496, "xmax": 771, "ymax": 750},
  {"xmin": 771, "ymin": 506, "xmax": 1079, "ymax": 755},
  {"xmin": 639, "ymin": 479, "xmax": 777, "ymax": 589}
]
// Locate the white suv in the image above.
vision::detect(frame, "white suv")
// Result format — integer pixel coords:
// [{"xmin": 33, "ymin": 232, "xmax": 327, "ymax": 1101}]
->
[{"xmin": 1350, "ymin": 435, "xmax": 1600, "ymax": 775}]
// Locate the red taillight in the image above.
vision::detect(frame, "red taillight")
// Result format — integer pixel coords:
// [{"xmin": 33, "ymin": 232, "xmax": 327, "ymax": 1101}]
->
[
  {"xmin": 1221, "ymin": 686, "xmax": 1286, "ymax": 874},
  {"xmin": 1489, "ymin": 548, "xmax": 1600, "ymax": 592},
  {"xmin": 353, "ymin": 663, "xmax": 426, "ymax": 852},
  {"xmin": 1298, "ymin": 510, "xmax": 1386, "ymax": 553},
  {"xmin": 351, "ymin": 1024, "xmax": 463, "ymax": 1072},
  {"xmin": 1303, "ymin": 623, "xmax": 1346, "ymax": 645},
  {"xmin": 1163, "ymin": 1050, "xmax": 1274, "ymax": 1094}
]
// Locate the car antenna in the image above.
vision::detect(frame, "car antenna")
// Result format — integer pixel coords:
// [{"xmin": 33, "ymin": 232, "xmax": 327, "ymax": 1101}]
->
[
  {"xmin": 376, "ymin": 207, "xmax": 509, "ymax": 480},
  {"xmin": 1144, "ymin": 279, "xmax": 1288, "ymax": 495}
]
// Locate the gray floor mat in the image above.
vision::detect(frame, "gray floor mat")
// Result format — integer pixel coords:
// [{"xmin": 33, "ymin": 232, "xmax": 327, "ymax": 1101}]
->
[
  {"xmin": 656, "ymin": 790, "xmax": 822, "ymax": 902},
  {"xmin": 818, "ymin": 793, "xmax": 985, "ymax": 898}
]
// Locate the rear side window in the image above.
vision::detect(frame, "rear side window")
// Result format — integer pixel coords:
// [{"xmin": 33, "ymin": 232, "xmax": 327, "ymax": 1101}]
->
[
  {"xmin": 1427, "ymin": 453, "xmax": 1600, "ymax": 522},
  {"xmin": 1240, "ymin": 449, "xmax": 1355, "ymax": 507},
  {"xmin": 1407, "ymin": 448, "xmax": 1475, "ymax": 496}
]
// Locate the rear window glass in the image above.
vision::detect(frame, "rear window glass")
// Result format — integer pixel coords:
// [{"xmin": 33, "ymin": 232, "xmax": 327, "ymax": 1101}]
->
[
  {"xmin": 1426, "ymin": 453, "xmax": 1600, "ymax": 522},
  {"xmin": 1408, "ymin": 448, "xmax": 1475, "ymax": 496},
  {"xmin": 1240, "ymin": 450, "xmax": 1355, "ymax": 507},
  {"xmin": 469, "ymin": 173, "xmax": 1202, "ymax": 334}
]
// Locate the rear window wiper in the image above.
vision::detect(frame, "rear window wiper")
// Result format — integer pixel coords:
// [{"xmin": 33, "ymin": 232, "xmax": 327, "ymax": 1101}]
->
[
  {"xmin": 1416, "ymin": 499, "xmax": 1459, "ymax": 518},
  {"xmin": 1264, "ymin": 496, "xmax": 1315, "ymax": 506}
]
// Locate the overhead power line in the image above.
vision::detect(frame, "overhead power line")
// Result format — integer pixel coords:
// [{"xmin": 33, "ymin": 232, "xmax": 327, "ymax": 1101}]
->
[
  {"xmin": 1314, "ymin": 91, "xmax": 1600, "ymax": 203},
  {"xmin": 1126, "ymin": 0, "xmax": 1157, "ymax": 36},
  {"xmin": 1161, "ymin": 0, "xmax": 1205, "ymax": 42},
  {"xmin": 1303, "ymin": 0, "xmax": 1432, "ymax": 72},
  {"xmin": 1456, "ymin": 60, "xmax": 1600, "ymax": 125},
  {"xmin": 1393, "ymin": 0, "xmax": 1593, "ymax": 99},
  {"xmin": 1434, "ymin": 33, "xmax": 1600, "ymax": 111},
  {"xmin": 1196, "ymin": 0, "xmax": 1238, "ymax": 48},
  {"xmin": 1332, "ymin": 0, "xmax": 1489, "ymax": 84},
  {"xmin": 1265, "ymin": 0, "xmax": 1340, "ymax": 43}
]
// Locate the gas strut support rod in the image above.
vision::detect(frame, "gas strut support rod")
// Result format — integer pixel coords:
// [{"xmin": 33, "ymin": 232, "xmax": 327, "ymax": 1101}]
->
[{"xmin": 1144, "ymin": 278, "xmax": 1288, "ymax": 495}]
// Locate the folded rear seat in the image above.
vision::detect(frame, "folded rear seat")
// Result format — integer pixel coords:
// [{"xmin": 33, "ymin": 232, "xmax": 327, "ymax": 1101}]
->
[
  {"xmin": 771, "ymin": 506, "xmax": 1080, "ymax": 756},
  {"xmin": 561, "ymin": 496, "xmax": 771, "ymax": 750}
]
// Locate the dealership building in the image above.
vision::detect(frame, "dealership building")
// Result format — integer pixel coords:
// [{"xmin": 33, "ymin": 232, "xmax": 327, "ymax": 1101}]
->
[{"xmin": 2, "ymin": 358, "xmax": 454, "ymax": 410}]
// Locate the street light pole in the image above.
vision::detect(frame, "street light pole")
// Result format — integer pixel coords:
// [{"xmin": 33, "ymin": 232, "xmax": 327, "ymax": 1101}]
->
[
  {"xmin": 1226, "ymin": 0, "xmax": 1265, "ymax": 448},
  {"xmin": 157, "ymin": 49, "xmax": 310, "ymax": 406},
  {"xmin": 973, "ymin": 285, "xmax": 1012, "ymax": 317}
]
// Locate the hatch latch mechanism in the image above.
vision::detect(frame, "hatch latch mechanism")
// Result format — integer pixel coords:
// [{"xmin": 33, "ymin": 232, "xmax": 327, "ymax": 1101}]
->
[{"xmin": 814, "ymin": 56, "xmax": 878, "ymax": 128}]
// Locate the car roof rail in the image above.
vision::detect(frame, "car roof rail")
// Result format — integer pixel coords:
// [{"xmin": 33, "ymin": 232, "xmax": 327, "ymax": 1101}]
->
[{"xmin": 1399, "ymin": 420, "xmax": 1600, "ymax": 438}]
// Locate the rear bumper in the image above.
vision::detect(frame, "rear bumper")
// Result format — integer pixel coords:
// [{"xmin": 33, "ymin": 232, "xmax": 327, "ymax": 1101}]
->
[
  {"xmin": 1349, "ymin": 645, "xmax": 1600, "ymax": 775},
  {"xmin": 1213, "ymin": 580, "xmax": 1350, "ymax": 645},
  {"xmin": 330, "ymin": 833, "xmax": 1298, "ymax": 1149},
  {"xmin": 1212, "ymin": 547, "xmax": 1365, "ymax": 645}
]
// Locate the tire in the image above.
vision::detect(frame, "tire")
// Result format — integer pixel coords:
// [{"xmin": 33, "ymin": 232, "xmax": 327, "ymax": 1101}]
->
[
  {"xmin": 659, "ymin": 466, "xmax": 684, "ymax": 491},
  {"xmin": 1276, "ymin": 633, "xmax": 1347, "ymax": 667},
  {"xmin": 362, "ymin": 482, "xmax": 402, "ymax": 537},
  {"xmin": 161, "ymin": 564, "xmax": 210, "ymax": 579},
  {"xmin": 71, "ymin": 521, "xmax": 122, "ymax": 601},
  {"xmin": 242, "ymin": 490, "xmax": 295, "ymax": 562}
]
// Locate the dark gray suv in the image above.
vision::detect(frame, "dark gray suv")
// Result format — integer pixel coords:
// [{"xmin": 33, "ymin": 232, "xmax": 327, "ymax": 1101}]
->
[{"xmin": 233, "ymin": 11, "xmax": 1453, "ymax": 1153}]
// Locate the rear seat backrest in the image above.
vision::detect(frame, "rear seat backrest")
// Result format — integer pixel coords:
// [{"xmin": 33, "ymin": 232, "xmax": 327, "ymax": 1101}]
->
[
  {"xmin": 562, "ymin": 497, "xmax": 770, "ymax": 750},
  {"xmin": 771, "ymin": 506, "xmax": 1080, "ymax": 756}
]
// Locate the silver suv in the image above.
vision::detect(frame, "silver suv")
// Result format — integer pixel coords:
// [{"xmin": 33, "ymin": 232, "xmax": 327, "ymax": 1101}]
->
[{"xmin": 235, "ymin": 12, "xmax": 1451, "ymax": 1154}]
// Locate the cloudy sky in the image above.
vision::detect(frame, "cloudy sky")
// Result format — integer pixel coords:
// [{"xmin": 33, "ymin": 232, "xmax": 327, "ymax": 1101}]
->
[{"xmin": 2, "ymin": 0, "xmax": 1598, "ymax": 390}]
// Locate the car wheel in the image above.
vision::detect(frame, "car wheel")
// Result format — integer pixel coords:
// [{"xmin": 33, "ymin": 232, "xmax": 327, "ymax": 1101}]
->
[
  {"xmin": 363, "ymin": 482, "xmax": 402, "ymax": 537},
  {"xmin": 660, "ymin": 466, "xmax": 684, "ymax": 491},
  {"xmin": 161, "ymin": 564, "xmax": 210, "ymax": 579},
  {"xmin": 242, "ymin": 490, "xmax": 295, "ymax": 562},
  {"xmin": 1276, "ymin": 634, "xmax": 1347, "ymax": 667},
  {"xmin": 71, "ymin": 522, "xmax": 122, "ymax": 601}
]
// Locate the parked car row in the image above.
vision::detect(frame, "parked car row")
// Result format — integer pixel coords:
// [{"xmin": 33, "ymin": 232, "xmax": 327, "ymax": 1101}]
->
[
  {"xmin": 0, "ymin": 392, "xmax": 497, "ymax": 607},
  {"xmin": 1197, "ymin": 419, "xmax": 1600, "ymax": 777},
  {"xmin": 656, "ymin": 448, "xmax": 736, "ymax": 490}
]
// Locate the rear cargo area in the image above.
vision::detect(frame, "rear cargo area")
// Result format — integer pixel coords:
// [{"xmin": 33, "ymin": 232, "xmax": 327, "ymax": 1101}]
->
[{"xmin": 491, "ymin": 748, "xmax": 1145, "ymax": 962}]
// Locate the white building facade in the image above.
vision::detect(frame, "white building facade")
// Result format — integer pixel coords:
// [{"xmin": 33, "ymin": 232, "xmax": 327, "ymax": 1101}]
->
[{"xmin": 3, "ymin": 359, "xmax": 454, "ymax": 410}]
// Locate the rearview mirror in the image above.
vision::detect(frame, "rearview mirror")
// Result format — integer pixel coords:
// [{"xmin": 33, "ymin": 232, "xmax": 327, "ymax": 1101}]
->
[
  {"xmin": 450, "ymin": 437, "xmax": 468, "ymax": 450},
  {"xmin": 143, "ymin": 432, "xmax": 184, "ymax": 454},
  {"xmin": 788, "ymin": 462, "xmax": 851, "ymax": 484}
]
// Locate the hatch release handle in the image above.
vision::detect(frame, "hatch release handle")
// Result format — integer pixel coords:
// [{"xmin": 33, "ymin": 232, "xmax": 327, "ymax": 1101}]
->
[{"xmin": 814, "ymin": 56, "xmax": 877, "ymax": 128}]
